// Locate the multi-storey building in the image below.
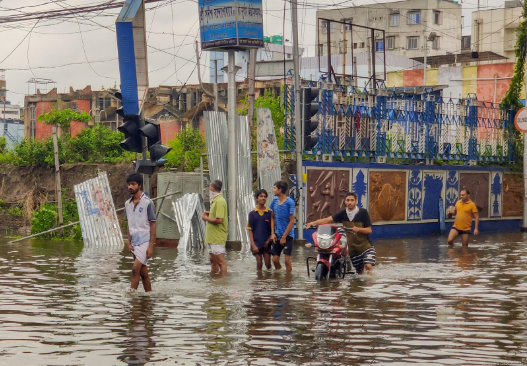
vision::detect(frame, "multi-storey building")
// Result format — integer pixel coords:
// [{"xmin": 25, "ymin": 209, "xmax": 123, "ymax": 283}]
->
[
  {"xmin": 316, "ymin": 0, "xmax": 462, "ymax": 60},
  {"xmin": 471, "ymin": 0, "xmax": 523, "ymax": 61}
]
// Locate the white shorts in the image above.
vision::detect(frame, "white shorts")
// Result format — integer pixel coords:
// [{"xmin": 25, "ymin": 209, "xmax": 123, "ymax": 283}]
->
[
  {"xmin": 132, "ymin": 241, "xmax": 150, "ymax": 266},
  {"xmin": 208, "ymin": 243, "xmax": 226, "ymax": 256}
]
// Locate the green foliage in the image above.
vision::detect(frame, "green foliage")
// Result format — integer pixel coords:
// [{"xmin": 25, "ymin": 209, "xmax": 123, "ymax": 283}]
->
[
  {"xmin": 37, "ymin": 108, "xmax": 91, "ymax": 135},
  {"xmin": 0, "ymin": 125, "xmax": 134, "ymax": 167},
  {"xmin": 501, "ymin": 1, "xmax": 527, "ymax": 172},
  {"xmin": 165, "ymin": 127, "xmax": 206, "ymax": 172},
  {"xmin": 238, "ymin": 89, "xmax": 285, "ymax": 151},
  {"xmin": 30, "ymin": 199, "xmax": 82, "ymax": 240},
  {"xmin": 8, "ymin": 205, "xmax": 25, "ymax": 218},
  {"xmin": 0, "ymin": 137, "xmax": 7, "ymax": 154}
]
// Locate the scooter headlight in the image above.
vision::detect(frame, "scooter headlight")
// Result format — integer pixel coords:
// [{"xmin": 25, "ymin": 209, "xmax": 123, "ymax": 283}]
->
[{"xmin": 317, "ymin": 236, "xmax": 333, "ymax": 249}]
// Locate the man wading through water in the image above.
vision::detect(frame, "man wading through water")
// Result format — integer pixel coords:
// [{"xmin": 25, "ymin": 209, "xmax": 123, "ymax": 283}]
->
[
  {"xmin": 125, "ymin": 173, "xmax": 156, "ymax": 292},
  {"xmin": 447, "ymin": 188, "xmax": 479, "ymax": 246},
  {"xmin": 202, "ymin": 180, "xmax": 228, "ymax": 277},
  {"xmin": 306, "ymin": 192, "xmax": 375, "ymax": 275}
]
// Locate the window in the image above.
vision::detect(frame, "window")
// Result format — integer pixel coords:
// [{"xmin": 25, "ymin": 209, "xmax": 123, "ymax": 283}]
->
[
  {"xmin": 353, "ymin": 42, "xmax": 358, "ymax": 49},
  {"xmin": 286, "ymin": 54, "xmax": 292, "ymax": 59},
  {"xmin": 432, "ymin": 37, "xmax": 440, "ymax": 50},
  {"xmin": 386, "ymin": 36, "xmax": 395, "ymax": 49},
  {"xmin": 407, "ymin": 11, "xmax": 420, "ymax": 24},
  {"xmin": 342, "ymin": 18, "xmax": 352, "ymax": 31},
  {"xmin": 322, "ymin": 20, "xmax": 328, "ymax": 33},
  {"xmin": 318, "ymin": 44, "xmax": 324, "ymax": 56},
  {"xmin": 433, "ymin": 11, "xmax": 441, "ymax": 25},
  {"xmin": 390, "ymin": 13, "xmax": 399, "ymax": 26},
  {"xmin": 375, "ymin": 40, "xmax": 384, "ymax": 52},
  {"xmin": 461, "ymin": 35, "xmax": 471, "ymax": 50},
  {"xmin": 360, "ymin": 42, "xmax": 365, "ymax": 48},
  {"xmin": 407, "ymin": 36, "xmax": 418, "ymax": 49}
]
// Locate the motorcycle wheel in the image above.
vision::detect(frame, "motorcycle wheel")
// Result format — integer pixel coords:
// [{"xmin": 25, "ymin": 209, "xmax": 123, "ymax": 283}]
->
[
  {"xmin": 330, "ymin": 262, "xmax": 340, "ymax": 279},
  {"xmin": 315, "ymin": 262, "xmax": 329, "ymax": 280}
]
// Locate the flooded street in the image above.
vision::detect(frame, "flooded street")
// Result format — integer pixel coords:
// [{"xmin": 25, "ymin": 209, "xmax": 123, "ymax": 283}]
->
[{"xmin": 1, "ymin": 233, "xmax": 527, "ymax": 365}]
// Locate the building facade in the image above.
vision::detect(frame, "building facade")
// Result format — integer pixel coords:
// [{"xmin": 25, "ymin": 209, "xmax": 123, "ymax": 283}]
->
[
  {"xmin": 316, "ymin": 0, "xmax": 462, "ymax": 61},
  {"xmin": 471, "ymin": 0, "xmax": 523, "ymax": 62}
]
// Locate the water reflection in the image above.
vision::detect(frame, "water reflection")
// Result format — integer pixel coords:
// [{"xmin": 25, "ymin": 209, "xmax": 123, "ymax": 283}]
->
[
  {"xmin": 118, "ymin": 297, "xmax": 155, "ymax": 365},
  {"xmin": 1, "ymin": 233, "xmax": 527, "ymax": 364}
]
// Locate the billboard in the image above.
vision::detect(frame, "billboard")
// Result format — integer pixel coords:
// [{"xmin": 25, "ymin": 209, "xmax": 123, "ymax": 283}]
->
[{"xmin": 199, "ymin": 0, "xmax": 264, "ymax": 51}]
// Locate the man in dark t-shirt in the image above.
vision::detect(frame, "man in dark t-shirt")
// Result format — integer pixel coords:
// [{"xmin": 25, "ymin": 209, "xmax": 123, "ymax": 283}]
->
[
  {"xmin": 247, "ymin": 189, "xmax": 273, "ymax": 270},
  {"xmin": 306, "ymin": 192, "xmax": 375, "ymax": 274}
]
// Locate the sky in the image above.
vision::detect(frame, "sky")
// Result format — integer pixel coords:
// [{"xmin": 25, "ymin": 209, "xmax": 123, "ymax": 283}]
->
[{"xmin": 0, "ymin": 0, "xmax": 505, "ymax": 106}]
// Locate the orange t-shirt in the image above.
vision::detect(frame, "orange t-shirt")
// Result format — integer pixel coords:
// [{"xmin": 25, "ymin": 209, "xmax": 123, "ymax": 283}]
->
[{"xmin": 453, "ymin": 199, "xmax": 478, "ymax": 231}]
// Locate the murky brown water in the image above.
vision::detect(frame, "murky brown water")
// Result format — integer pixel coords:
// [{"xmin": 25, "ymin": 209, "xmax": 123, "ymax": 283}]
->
[{"xmin": 1, "ymin": 233, "xmax": 527, "ymax": 365}]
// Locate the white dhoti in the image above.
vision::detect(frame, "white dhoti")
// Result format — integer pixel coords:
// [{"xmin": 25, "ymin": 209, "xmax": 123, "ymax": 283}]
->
[{"xmin": 132, "ymin": 241, "xmax": 150, "ymax": 266}]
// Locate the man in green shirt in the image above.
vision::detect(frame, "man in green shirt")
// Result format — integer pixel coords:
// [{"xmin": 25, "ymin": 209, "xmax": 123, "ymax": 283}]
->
[{"xmin": 202, "ymin": 180, "xmax": 228, "ymax": 276}]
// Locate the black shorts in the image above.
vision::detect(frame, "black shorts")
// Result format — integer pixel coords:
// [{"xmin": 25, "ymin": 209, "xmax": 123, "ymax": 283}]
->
[
  {"xmin": 351, "ymin": 247, "xmax": 376, "ymax": 273},
  {"xmin": 253, "ymin": 245, "xmax": 271, "ymax": 255},
  {"xmin": 271, "ymin": 236, "xmax": 294, "ymax": 256},
  {"xmin": 453, "ymin": 227, "xmax": 471, "ymax": 235}
]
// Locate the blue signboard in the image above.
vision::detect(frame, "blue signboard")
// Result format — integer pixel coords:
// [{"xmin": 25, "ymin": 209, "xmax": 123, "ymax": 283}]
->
[{"xmin": 199, "ymin": 0, "xmax": 264, "ymax": 50}]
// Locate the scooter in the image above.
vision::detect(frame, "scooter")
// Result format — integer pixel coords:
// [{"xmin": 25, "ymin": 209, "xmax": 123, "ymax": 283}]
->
[{"xmin": 306, "ymin": 225, "xmax": 355, "ymax": 280}]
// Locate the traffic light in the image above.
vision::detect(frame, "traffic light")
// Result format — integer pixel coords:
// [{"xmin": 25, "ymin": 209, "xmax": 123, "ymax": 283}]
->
[
  {"xmin": 302, "ymin": 87, "xmax": 320, "ymax": 151},
  {"xmin": 117, "ymin": 108, "xmax": 142, "ymax": 153},
  {"xmin": 140, "ymin": 118, "xmax": 172, "ymax": 161}
]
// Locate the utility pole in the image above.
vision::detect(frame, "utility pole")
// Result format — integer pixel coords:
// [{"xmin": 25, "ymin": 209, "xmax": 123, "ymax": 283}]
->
[
  {"xmin": 52, "ymin": 125, "xmax": 64, "ymax": 236},
  {"xmin": 214, "ymin": 59, "xmax": 218, "ymax": 112},
  {"xmin": 226, "ymin": 49, "xmax": 239, "ymax": 243},
  {"xmin": 248, "ymin": 49, "xmax": 256, "ymax": 126},
  {"xmin": 291, "ymin": 0, "xmax": 305, "ymax": 243},
  {"xmin": 423, "ymin": 33, "xmax": 427, "ymax": 86}
]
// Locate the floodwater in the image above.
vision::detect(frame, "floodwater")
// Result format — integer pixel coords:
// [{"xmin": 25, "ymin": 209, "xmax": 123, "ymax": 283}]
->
[{"xmin": 1, "ymin": 233, "xmax": 527, "ymax": 366}]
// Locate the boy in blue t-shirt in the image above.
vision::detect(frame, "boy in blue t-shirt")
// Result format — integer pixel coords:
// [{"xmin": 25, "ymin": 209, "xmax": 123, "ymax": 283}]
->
[
  {"xmin": 269, "ymin": 181, "xmax": 296, "ymax": 271},
  {"xmin": 247, "ymin": 189, "xmax": 274, "ymax": 270}
]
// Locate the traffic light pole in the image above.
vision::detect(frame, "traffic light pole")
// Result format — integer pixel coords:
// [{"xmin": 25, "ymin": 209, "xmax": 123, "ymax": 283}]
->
[
  {"xmin": 140, "ymin": 109, "xmax": 150, "ymax": 195},
  {"xmin": 291, "ymin": 0, "xmax": 305, "ymax": 243}
]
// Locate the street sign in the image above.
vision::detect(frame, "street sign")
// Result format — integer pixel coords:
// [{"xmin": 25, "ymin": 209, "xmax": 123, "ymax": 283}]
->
[
  {"xmin": 116, "ymin": 0, "xmax": 148, "ymax": 116},
  {"xmin": 514, "ymin": 107, "xmax": 527, "ymax": 133},
  {"xmin": 198, "ymin": 0, "xmax": 264, "ymax": 51}
]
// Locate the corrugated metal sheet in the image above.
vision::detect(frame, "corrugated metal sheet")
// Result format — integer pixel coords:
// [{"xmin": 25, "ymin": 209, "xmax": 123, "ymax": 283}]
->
[
  {"xmin": 236, "ymin": 115, "xmax": 254, "ymax": 247},
  {"xmin": 74, "ymin": 172, "xmax": 123, "ymax": 247},
  {"xmin": 256, "ymin": 108, "xmax": 281, "ymax": 201},
  {"xmin": 204, "ymin": 111, "xmax": 228, "ymax": 185},
  {"xmin": 172, "ymin": 193, "xmax": 206, "ymax": 251}
]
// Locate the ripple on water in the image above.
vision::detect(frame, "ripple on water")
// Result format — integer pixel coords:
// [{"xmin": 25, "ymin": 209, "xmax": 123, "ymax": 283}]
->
[{"xmin": 1, "ymin": 233, "xmax": 527, "ymax": 364}]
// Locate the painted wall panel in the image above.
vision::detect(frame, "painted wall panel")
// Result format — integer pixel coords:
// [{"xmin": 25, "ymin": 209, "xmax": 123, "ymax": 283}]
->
[
  {"xmin": 459, "ymin": 172, "xmax": 489, "ymax": 218},
  {"xmin": 422, "ymin": 171, "xmax": 445, "ymax": 220},
  {"xmin": 462, "ymin": 65, "xmax": 478, "ymax": 98},
  {"xmin": 503, "ymin": 173, "xmax": 523, "ymax": 217},
  {"xmin": 352, "ymin": 168, "xmax": 368, "ymax": 210},
  {"xmin": 438, "ymin": 66, "xmax": 463, "ymax": 100},
  {"xmin": 369, "ymin": 170, "xmax": 407, "ymax": 222},
  {"xmin": 407, "ymin": 169, "xmax": 423, "ymax": 221},
  {"xmin": 403, "ymin": 69, "xmax": 424, "ymax": 87},
  {"xmin": 489, "ymin": 171, "xmax": 503, "ymax": 217},
  {"xmin": 426, "ymin": 68, "xmax": 438, "ymax": 86},
  {"xmin": 386, "ymin": 71, "xmax": 404, "ymax": 88},
  {"xmin": 476, "ymin": 63, "xmax": 514, "ymax": 104}
]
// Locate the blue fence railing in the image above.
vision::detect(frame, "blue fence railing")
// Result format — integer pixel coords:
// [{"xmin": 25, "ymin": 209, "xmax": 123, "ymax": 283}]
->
[{"xmin": 284, "ymin": 78, "xmax": 515, "ymax": 165}]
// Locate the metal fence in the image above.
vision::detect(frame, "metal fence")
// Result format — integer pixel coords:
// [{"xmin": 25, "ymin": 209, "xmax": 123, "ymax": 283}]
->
[{"xmin": 284, "ymin": 79, "xmax": 516, "ymax": 165}]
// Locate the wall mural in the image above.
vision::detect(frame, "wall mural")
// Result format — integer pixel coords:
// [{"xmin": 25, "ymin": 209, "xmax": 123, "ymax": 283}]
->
[
  {"xmin": 306, "ymin": 169, "xmax": 350, "ymax": 221},
  {"xmin": 369, "ymin": 171, "xmax": 407, "ymax": 222},
  {"xmin": 407, "ymin": 169, "xmax": 423, "ymax": 221},
  {"xmin": 422, "ymin": 172, "xmax": 445, "ymax": 220},
  {"xmin": 352, "ymin": 168, "xmax": 368, "ymax": 209},
  {"xmin": 459, "ymin": 172, "xmax": 489, "ymax": 219},
  {"xmin": 445, "ymin": 171, "xmax": 459, "ymax": 215},
  {"xmin": 490, "ymin": 172, "xmax": 503, "ymax": 217},
  {"xmin": 503, "ymin": 173, "xmax": 523, "ymax": 217}
]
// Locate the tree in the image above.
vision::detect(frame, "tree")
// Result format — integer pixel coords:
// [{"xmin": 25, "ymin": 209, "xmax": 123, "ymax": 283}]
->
[
  {"xmin": 164, "ymin": 127, "xmax": 206, "ymax": 172},
  {"xmin": 38, "ymin": 107, "xmax": 91, "ymax": 137},
  {"xmin": 239, "ymin": 89, "xmax": 285, "ymax": 150}
]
